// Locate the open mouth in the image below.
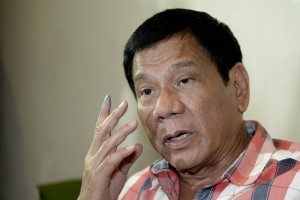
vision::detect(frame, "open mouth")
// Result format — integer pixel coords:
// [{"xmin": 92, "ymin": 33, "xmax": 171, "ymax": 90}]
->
[
  {"xmin": 168, "ymin": 132, "xmax": 188, "ymax": 141},
  {"xmin": 164, "ymin": 131, "xmax": 194, "ymax": 149}
]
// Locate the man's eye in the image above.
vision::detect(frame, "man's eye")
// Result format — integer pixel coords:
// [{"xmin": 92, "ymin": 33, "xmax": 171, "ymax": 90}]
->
[
  {"xmin": 181, "ymin": 78, "xmax": 189, "ymax": 84},
  {"xmin": 179, "ymin": 78, "xmax": 192, "ymax": 85},
  {"xmin": 141, "ymin": 89, "xmax": 152, "ymax": 96}
]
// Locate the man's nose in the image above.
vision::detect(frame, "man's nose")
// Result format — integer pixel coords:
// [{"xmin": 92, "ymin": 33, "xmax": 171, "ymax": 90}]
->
[{"xmin": 153, "ymin": 88, "xmax": 184, "ymax": 120}]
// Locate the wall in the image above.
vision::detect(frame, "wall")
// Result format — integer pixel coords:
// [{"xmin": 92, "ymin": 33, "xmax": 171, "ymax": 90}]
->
[{"xmin": 1, "ymin": 0, "xmax": 299, "ymax": 199}]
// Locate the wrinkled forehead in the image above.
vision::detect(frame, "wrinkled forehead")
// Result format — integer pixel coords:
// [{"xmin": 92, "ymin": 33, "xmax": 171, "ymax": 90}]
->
[
  {"xmin": 132, "ymin": 33, "xmax": 209, "ymax": 74},
  {"xmin": 131, "ymin": 35, "xmax": 218, "ymax": 91}
]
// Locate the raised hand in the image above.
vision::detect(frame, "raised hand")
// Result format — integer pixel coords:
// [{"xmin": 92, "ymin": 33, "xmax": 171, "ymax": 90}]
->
[{"xmin": 78, "ymin": 95, "xmax": 143, "ymax": 200}]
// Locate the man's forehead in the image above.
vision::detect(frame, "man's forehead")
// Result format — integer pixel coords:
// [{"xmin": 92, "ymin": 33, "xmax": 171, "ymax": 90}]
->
[
  {"xmin": 133, "ymin": 60, "xmax": 197, "ymax": 82},
  {"xmin": 133, "ymin": 34, "xmax": 199, "ymax": 65}
]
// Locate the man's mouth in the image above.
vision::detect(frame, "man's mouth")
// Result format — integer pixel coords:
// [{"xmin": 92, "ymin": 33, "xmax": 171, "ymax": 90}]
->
[
  {"xmin": 164, "ymin": 131, "xmax": 194, "ymax": 149},
  {"xmin": 168, "ymin": 132, "xmax": 188, "ymax": 141}
]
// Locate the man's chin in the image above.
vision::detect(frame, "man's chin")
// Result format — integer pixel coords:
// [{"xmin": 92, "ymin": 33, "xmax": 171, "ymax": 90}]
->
[{"xmin": 167, "ymin": 158, "xmax": 199, "ymax": 173}]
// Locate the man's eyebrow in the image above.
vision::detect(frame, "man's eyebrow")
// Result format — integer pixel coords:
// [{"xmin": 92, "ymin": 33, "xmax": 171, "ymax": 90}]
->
[
  {"xmin": 134, "ymin": 61, "xmax": 196, "ymax": 82},
  {"xmin": 134, "ymin": 72, "xmax": 148, "ymax": 82},
  {"xmin": 170, "ymin": 61, "xmax": 196, "ymax": 69}
]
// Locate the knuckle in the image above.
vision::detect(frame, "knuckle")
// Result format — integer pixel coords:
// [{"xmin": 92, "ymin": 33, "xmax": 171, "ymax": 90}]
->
[
  {"xmin": 84, "ymin": 154, "xmax": 95, "ymax": 166},
  {"xmin": 110, "ymin": 109, "xmax": 121, "ymax": 121},
  {"xmin": 83, "ymin": 158, "xmax": 96, "ymax": 173},
  {"xmin": 101, "ymin": 140, "xmax": 110, "ymax": 149},
  {"xmin": 101, "ymin": 139, "xmax": 116, "ymax": 150},
  {"xmin": 94, "ymin": 123, "xmax": 103, "ymax": 133},
  {"xmin": 95, "ymin": 116, "xmax": 116, "ymax": 135},
  {"xmin": 105, "ymin": 154, "xmax": 114, "ymax": 165}
]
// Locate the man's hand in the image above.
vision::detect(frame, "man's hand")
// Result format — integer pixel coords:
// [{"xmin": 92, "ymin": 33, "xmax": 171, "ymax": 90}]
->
[{"xmin": 78, "ymin": 95, "xmax": 143, "ymax": 200}]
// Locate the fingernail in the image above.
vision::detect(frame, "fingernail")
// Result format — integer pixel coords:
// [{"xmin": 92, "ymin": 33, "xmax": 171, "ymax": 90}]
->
[
  {"xmin": 126, "ymin": 144, "xmax": 135, "ymax": 150},
  {"xmin": 127, "ymin": 120, "xmax": 137, "ymax": 127},
  {"xmin": 103, "ymin": 94, "xmax": 110, "ymax": 104},
  {"xmin": 118, "ymin": 101, "xmax": 126, "ymax": 108}
]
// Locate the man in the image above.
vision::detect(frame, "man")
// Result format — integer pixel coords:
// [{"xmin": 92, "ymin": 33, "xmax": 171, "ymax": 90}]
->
[{"xmin": 78, "ymin": 9, "xmax": 300, "ymax": 200}]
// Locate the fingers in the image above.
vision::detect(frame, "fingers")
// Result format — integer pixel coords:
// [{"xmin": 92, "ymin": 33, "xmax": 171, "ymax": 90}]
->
[
  {"xmin": 117, "ymin": 143, "xmax": 143, "ymax": 174},
  {"xmin": 96, "ymin": 94, "xmax": 111, "ymax": 125},
  {"xmin": 91, "ymin": 98, "xmax": 129, "ymax": 154},
  {"xmin": 80, "ymin": 96, "xmax": 142, "ymax": 200},
  {"xmin": 94, "ymin": 120, "xmax": 138, "ymax": 164},
  {"xmin": 99, "ymin": 144, "xmax": 143, "ymax": 180},
  {"xmin": 100, "ymin": 101, "xmax": 128, "ymax": 135},
  {"xmin": 90, "ymin": 95, "xmax": 141, "ymax": 169}
]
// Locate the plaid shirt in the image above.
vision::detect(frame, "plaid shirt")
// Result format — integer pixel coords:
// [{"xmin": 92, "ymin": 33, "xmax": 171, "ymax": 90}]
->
[{"xmin": 118, "ymin": 121, "xmax": 300, "ymax": 199}]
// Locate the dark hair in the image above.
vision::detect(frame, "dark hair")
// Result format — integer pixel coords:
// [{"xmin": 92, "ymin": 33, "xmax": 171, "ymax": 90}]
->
[{"xmin": 123, "ymin": 8, "xmax": 242, "ymax": 97}]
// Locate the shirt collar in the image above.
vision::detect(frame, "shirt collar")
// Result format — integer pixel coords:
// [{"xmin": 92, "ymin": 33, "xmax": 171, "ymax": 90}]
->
[{"xmin": 225, "ymin": 120, "xmax": 276, "ymax": 185}]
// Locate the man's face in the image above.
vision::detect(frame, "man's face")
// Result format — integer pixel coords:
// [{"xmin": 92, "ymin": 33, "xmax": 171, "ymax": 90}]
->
[{"xmin": 132, "ymin": 34, "xmax": 245, "ymax": 171}]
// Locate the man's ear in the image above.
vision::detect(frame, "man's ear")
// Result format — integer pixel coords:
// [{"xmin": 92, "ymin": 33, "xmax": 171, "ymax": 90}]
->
[{"xmin": 228, "ymin": 62, "xmax": 250, "ymax": 113}]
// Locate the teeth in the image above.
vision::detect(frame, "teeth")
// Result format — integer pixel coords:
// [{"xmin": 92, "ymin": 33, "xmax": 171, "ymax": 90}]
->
[{"xmin": 170, "ymin": 133, "xmax": 187, "ymax": 141}]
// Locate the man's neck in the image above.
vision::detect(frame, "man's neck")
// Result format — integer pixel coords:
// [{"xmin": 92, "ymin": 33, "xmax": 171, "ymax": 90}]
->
[{"xmin": 177, "ymin": 124, "xmax": 251, "ymax": 199}]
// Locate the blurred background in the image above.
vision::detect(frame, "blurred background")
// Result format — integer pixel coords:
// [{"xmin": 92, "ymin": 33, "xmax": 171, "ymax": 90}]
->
[{"xmin": 1, "ymin": 0, "xmax": 299, "ymax": 199}]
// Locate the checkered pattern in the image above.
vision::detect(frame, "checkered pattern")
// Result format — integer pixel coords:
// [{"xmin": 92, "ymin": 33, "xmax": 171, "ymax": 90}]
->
[{"xmin": 118, "ymin": 121, "xmax": 300, "ymax": 199}]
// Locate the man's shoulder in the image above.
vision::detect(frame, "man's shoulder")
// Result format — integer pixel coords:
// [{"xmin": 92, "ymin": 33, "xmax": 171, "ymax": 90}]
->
[
  {"xmin": 273, "ymin": 138, "xmax": 300, "ymax": 152},
  {"xmin": 272, "ymin": 138, "xmax": 300, "ymax": 162}
]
